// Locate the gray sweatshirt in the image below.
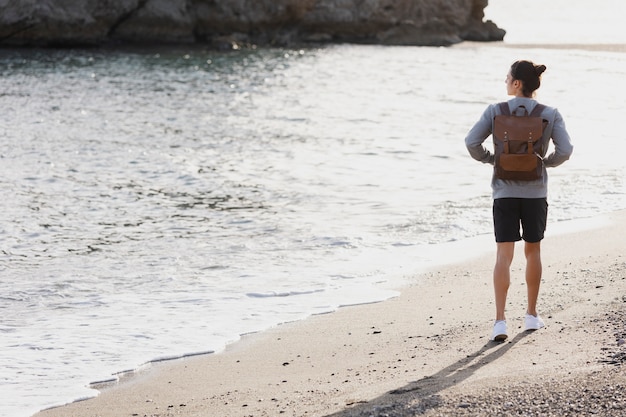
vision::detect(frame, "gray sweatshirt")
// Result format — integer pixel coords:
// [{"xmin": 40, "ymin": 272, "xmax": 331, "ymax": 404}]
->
[{"xmin": 465, "ymin": 97, "xmax": 574, "ymax": 199}]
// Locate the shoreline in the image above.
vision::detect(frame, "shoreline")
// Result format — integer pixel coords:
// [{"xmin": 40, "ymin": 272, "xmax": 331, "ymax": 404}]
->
[
  {"xmin": 35, "ymin": 209, "xmax": 626, "ymax": 417},
  {"xmin": 457, "ymin": 41, "xmax": 626, "ymax": 53}
]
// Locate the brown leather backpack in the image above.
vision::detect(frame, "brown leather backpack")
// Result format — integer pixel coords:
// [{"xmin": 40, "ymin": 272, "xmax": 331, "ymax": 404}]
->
[{"xmin": 493, "ymin": 102, "xmax": 548, "ymax": 181}]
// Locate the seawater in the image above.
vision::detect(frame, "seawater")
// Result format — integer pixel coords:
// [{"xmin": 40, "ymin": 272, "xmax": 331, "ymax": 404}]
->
[{"xmin": 2, "ymin": 5, "xmax": 626, "ymax": 417}]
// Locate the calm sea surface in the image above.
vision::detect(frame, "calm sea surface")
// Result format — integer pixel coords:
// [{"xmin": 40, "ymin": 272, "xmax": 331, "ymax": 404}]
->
[{"xmin": 1, "ymin": 1, "xmax": 625, "ymax": 416}]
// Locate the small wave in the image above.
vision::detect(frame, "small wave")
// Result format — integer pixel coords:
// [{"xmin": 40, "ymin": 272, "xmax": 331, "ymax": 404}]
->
[
  {"xmin": 246, "ymin": 289, "xmax": 325, "ymax": 298},
  {"xmin": 147, "ymin": 350, "xmax": 215, "ymax": 364},
  {"xmin": 89, "ymin": 349, "xmax": 216, "ymax": 390}
]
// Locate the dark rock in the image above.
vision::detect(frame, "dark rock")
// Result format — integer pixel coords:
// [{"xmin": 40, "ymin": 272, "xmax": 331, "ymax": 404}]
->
[{"xmin": 0, "ymin": 0, "xmax": 505, "ymax": 48}]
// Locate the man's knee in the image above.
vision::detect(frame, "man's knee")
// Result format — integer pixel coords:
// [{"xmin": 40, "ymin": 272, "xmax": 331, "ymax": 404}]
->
[
  {"xmin": 524, "ymin": 242, "xmax": 541, "ymax": 258},
  {"xmin": 496, "ymin": 242, "xmax": 515, "ymax": 265}
]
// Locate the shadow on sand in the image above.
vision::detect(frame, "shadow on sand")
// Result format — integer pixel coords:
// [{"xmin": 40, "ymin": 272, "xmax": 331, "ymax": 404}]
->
[{"xmin": 326, "ymin": 331, "xmax": 533, "ymax": 416}]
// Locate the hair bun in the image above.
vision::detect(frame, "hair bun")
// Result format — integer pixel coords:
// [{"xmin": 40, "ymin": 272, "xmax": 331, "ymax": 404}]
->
[{"xmin": 535, "ymin": 64, "xmax": 547, "ymax": 76}]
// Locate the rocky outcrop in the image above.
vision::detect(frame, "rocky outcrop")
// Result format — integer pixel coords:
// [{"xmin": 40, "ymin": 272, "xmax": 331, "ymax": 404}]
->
[{"xmin": 0, "ymin": 0, "xmax": 505, "ymax": 48}]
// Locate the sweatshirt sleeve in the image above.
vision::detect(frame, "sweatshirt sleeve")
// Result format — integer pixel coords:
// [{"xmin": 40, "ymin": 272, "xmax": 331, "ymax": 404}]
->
[
  {"xmin": 543, "ymin": 109, "xmax": 573, "ymax": 167},
  {"xmin": 465, "ymin": 105, "xmax": 495, "ymax": 165}
]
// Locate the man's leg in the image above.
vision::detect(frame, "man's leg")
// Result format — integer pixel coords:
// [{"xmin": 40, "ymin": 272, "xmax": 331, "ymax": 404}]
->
[
  {"xmin": 494, "ymin": 242, "xmax": 515, "ymax": 321},
  {"xmin": 524, "ymin": 241, "xmax": 542, "ymax": 316}
]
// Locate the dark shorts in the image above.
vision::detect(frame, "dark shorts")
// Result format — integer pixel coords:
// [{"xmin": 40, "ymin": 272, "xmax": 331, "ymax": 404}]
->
[{"xmin": 492, "ymin": 198, "xmax": 548, "ymax": 243}]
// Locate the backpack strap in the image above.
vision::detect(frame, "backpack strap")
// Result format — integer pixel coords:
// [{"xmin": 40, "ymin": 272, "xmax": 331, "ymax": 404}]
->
[
  {"xmin": 529, "ymin": 103, "xmax": 546, "ymax": 117},
  {"xmin": 497, "ymin": 102, "xmax": 510, "ymax": 116}
]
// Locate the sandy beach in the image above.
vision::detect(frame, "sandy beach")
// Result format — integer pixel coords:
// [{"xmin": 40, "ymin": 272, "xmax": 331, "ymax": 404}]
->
[{"xmin": 35, "ymin": 209, "xmax": 626, "ymax": 417}]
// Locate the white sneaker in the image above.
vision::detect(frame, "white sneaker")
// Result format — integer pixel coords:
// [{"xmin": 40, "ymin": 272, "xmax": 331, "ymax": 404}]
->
[
  {"xmin": 490, "ymin": 320, "xmax": 508, "ymax": 341},
  {"xmin": 524, "ymin": 313, "xmax": 545, "ymax": 331}
]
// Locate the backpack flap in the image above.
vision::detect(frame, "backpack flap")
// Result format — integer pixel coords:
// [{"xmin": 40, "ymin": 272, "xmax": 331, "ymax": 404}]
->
[{"xmin": 493, "ymin": 114, "xmax": 544, "ymax": 152}]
